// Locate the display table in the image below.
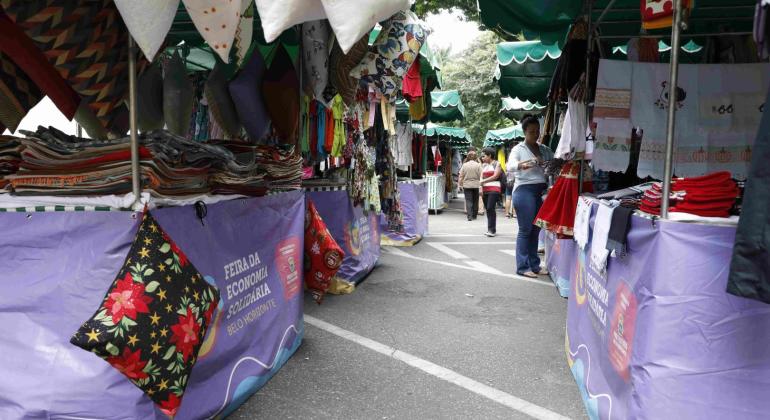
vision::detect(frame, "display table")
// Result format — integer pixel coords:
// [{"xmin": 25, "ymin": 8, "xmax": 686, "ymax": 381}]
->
[
  {"xmin": 307, "ymin": 186, "xmax": 380, "ymax": 293},
  {"xmin": 0, "ymin": 191, "xmax": 306, "ymax": 419},
  {"xmin": 426, "ymin": 173, "xmax": 446, "ymax": 212},
  {"xmin": 380, "ymin": 179, "xmax": 429, "ymax": 246},
  {"xmin": 548, "ymin": 201, "xmax": 770, "ymax": 419}
]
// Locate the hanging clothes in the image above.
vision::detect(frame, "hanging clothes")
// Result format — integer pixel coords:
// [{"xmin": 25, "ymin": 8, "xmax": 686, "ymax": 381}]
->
[
  {"xmin": 555, "ymin": 98, "xmax": 588, "ymax": 160},
  {"xmin": 316, "ymin": 102, "xmax": 327, "ymax": 159},
  {"xmin": 409, "ymin": 95, "xmax": 427, "ymax": 120},
  {"xmin": 728, "ymin": 84, "xmax": 770, "ymax": 303},
  {"xmin": 573, "ymin": 196, "xmax": 593, "ymax": 250},
  {"xmin": 331, "ymin": 95, "xmax": 346, "ymax": 157},
  {"xmin": 402, "ymin": 59, "xmax": 423, "ymax": 102},
  {"xmin": 301, "ymin": 95, "xmax": 311, "ymax": 155},
  {"xmin": 324, "ymin": 106, "xmax": 335, "ymax": 153},
  {"xmin": 535, "ymin": 161, "xmax": 594, "ymax": 236},
  {"xmin": 589, "ymin": 202, "xmax": 616, "ymax": 274}
]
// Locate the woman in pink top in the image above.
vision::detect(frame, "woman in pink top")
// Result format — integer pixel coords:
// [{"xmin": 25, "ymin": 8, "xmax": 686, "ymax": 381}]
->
[{"xmin": 480, "ymin": 148, "xmax": 503, "ymax": 237}]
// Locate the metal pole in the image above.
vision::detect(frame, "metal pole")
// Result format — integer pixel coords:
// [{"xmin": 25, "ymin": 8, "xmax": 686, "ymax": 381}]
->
[
  {"xmin": 594, "ymin": 0, "xmax": 618, "ymax": 27},
  {"xmin": 579, "ymin": 0, "xmax": 594, "ymax": 194},
  {"xmin": 128, "ymin": 36, "xmax": 141, "ymax": 210},
  {"xmin": 661, "ymin": 0, "xmax": 684, "ymax": 219},
  {"xmin": 76, "ymin": 123, "xmax": 82, "ymax": 138}
]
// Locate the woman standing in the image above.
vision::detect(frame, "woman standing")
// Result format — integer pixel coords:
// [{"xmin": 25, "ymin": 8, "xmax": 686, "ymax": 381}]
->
[
  {"xmin": 480, "ymin": 148, "xmax": 503, "ymax": 237},
  {"xmin": 507, "ymin": 115, "xmax": 554, "ymax": 278},
  {"xmin": 458, "ymin": 150, "xmax": 482, "ymax": 221}
]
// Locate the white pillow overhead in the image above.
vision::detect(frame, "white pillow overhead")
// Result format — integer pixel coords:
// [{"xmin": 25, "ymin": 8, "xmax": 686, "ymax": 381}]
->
[
  {"xmin": 182, "ymin": 0, "xmax": 242, "ymax": 62},
  {"xmin": 254, "ymin": 0, "xmax": 326, "ymax": 44},
  {"xmin": 320, "ymin": 0, "xmax": 410, "ymax": 53},
  {"xmin": 114, "ymin": 0, "xmax": 179, "ymax": 61}
]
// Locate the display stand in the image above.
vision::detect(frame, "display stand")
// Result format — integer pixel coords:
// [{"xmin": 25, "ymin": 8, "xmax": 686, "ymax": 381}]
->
[
  {"xmin": 306, "ymin": 186, "xmax": 380, "ymax": 294},
  {"xmin": 426, "ymin": 172, "xmax": 446, "ymax": 213},
  {"xmin": 548, "ymin": 200, "xmax": 770, "ymax": 419},
  {"xmin": 0, "ymin": 191, "xmax": 306, "ymax": 419},
  {"xmin": 380, "ymin": 179, "xmax": 429, "ymax": 246}
]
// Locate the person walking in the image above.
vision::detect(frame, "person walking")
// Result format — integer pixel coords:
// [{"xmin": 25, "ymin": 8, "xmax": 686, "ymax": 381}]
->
[
  {"xmin": 480, "ymin": 148, "xmax": 503, "ymax": 237},
  {"xmin": 458, "ymin": 151, "xmax": 482, "ymax": 221},
  {"xmin": 507, "ymin": 115, "xmax": 554, "ymax": 278},
  {"xmin": 504, "ymin": 168, "xmax": 515, "ymax": 218}
]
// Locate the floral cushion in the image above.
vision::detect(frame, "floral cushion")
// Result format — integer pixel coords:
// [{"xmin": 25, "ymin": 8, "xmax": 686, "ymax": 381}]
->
[
  {"xmin": 70, "ymin": 211, "xmax": 220, "ymax": 417},
  {"xmin": 350, "ymin": 11, "xmax": 426, "ymax": 100},
  {"xmin": 304, "ymin": 200, "xmax": 345, "ymax": 304}
]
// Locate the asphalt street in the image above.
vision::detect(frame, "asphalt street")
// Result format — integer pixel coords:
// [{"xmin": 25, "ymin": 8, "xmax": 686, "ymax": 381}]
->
[{"xmin": 233, "ymin": 199, "xmax": 586, "ymax": 419}]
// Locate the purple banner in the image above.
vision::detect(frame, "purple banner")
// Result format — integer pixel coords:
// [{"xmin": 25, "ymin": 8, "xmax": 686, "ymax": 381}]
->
[
  {"xmin": 380, "ymin": 180, "xmax": 429, "ymax": 246},
  {"xmin": 308, "ymin": 190, "xmax": 380, "ymax": 284},
  {"xmin": 0, "ymin": 191, "xmax": 305, "ymax": 419},
  {"xmin": 553, "ymin": 206, "xmax": 770, "ymax": 419}
]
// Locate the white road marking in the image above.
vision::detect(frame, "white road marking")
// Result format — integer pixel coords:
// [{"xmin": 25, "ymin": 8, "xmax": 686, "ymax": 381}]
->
[
  {"xmin": 381, "ymin": 247, "xmax": 551, "ymax": 287},
  {"xmin": 427, "ymin": 243, "xmax": 468, "ymax": 260},
  {"xmin": 427, "ymin": 243, "xmax": 505, "ymax": 275},
  {"xmin": 304, "ymin": 315, "xmax": 570, "ymax": 420},
  {"xmin": 427, "ymin": 233, "xmax": 515, "ymax": 238},
  {"xmin": 500, "ymin": 250, "xmax": 517, "ymax": 257}
]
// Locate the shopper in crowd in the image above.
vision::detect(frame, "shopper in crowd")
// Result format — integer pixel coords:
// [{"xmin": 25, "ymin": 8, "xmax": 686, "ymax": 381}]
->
[
  {"xmin": 458, "ymin": 150, "xmax": 482, "ymax": 221},
  {"xmin": 504, "ymin": 168, "xmax": 515, "ymax": 218},
  {"xmin": 507, "ymin": 115, "xmax": 554, "ymax": 277},
  {"xmin": 480, "ymin": 147, "xmax": 503, "ymax": 237}
]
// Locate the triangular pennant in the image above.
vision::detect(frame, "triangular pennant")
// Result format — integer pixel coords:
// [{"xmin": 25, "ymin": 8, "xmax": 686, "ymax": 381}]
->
[
  {"xmin": 114, "ymin": 0, "xmax": 180, "ymax": 61},
  {"xmin": 182, "ymin": 0, "xmax": 241, "ymax": 63}
]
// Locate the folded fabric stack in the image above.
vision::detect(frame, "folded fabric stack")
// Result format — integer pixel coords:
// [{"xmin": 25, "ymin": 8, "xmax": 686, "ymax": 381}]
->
[
  {"xmin": 1, "ymin": 127, "xmax": 302, "ymax": 198},
  {"xmin": 0, "ymin": 136, "xmax": 22, "ymax": 189},
  {"xmin": 639, "ymin": 171, "xmax": 739, "ymax": 217}
]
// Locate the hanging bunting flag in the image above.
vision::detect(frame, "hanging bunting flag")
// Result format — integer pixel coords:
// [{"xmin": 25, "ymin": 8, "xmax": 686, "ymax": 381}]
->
[
  {"xmin": 114, "ymin": 0, "xmax": 179, "ymax": 61},
  {"xmin": 182, "ymin": 0, "xmax": 241, "ymax": 63}
]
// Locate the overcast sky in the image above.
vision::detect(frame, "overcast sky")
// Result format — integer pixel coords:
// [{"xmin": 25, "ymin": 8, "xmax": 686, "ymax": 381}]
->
[
  {"xmin": 425, "ymin": 9, "xmax": 482, "ymax": 55},
  {"xmin": 3, "ymin": 10, "xmax": 482, "ymax": 137}
]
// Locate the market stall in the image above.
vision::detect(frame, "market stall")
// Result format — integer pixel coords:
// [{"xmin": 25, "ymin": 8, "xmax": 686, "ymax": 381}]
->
[
  {"xmin": 379, "ymin": 178, "xmax": 429, "ymax": 246},
  {"xmin": 0, "ymin": 0, "xmax": 425, "ymax": 417},
  {"xmin": 306, "ymin": 184, "xmax": 381, "ymax": 292},
  {"xmin": 481, "ymin": 0, "xmax": 770, "ymax": 418},
  {"xmin": 413, "ymin": 123, "xmax": 471, "ymax": 212}
]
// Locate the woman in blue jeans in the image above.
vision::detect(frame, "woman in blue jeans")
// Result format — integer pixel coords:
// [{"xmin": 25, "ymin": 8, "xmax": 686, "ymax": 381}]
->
[{"xmin": 507, "ymin": 115, "xmax": 554, "ymax": 278}]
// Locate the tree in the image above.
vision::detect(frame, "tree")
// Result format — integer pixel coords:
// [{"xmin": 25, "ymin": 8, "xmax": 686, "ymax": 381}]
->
[
  {"xmin": 413, "ymin": 1, "xmax": 480, "ymax": 22},
  {"xmin": 440, "ymin": 31, "xmax": 510, "ymax": 148}
]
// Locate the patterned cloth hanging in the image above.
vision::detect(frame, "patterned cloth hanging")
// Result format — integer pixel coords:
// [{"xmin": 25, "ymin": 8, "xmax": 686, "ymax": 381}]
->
[
  {"xmin": 0, "ymin": 53, "xmax": 42, "ymax": 133},
  {"xmin": 1, "ymin": 0, "xmax": 139, "ymax": 135}
]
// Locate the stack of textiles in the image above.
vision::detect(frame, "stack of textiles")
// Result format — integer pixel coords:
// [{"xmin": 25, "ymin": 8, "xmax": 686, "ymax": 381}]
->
[
  {"xmin": 639, "ymin": 171, "xmax": 739, "ymax": 217},
  {"xmin": 1, "ymin": 127, "xmax": 301, "ymax": 197},
  {"xmin": 0, "ymin": 136, "xmax": 22, "ymax": 189}
]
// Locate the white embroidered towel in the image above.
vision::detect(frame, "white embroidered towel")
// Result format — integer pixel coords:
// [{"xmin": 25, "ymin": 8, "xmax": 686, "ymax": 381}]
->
[{"xmin": 590, "ymin": 202, "xmax": 616, "ymax": 274}]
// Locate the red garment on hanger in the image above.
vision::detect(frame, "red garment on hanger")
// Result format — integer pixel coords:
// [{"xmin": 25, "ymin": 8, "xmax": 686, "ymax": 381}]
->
[
  {"xmin": 309, "ymin": 101, "xmax": 319, "ymax": 159},
  {"xmin": 324, "ymin": 106, "xmax": 334, "ymax": 153},
  {"xmin": 402, "ymin": 59, "xmax": 423, "ymax": 103}
]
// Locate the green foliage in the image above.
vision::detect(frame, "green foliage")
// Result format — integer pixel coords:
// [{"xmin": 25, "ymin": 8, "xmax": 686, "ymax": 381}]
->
[
  {"xmin": 413, "ymin": 1, "xmax": 480, "ymax": 21},
  {"xmin": 441, "ymin": 31, "xmax": 510, "ymax": 148}
]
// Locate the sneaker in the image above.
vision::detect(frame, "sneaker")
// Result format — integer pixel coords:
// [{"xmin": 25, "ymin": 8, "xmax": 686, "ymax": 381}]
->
[{"xmin": 485, "ymin": 231, "xmax": 496, "ymax": 237}]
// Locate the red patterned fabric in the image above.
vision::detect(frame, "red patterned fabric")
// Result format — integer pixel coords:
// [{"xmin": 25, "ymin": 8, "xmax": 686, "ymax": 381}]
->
[
  {"xmin": 640, "ymin": 0, "xmax": 692, "ymax": 30},
  {"xmin": 304, "ymin": 200, "xmax": 345, "ymax": 304},
  {"xmin": 535, "ymin": 161, "xmax": 593, "ymax": 236}
]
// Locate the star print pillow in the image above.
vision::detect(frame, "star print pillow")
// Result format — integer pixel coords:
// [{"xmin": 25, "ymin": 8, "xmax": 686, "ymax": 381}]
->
[{"xmin": 70, "ymin": 211, "xmax": 220, "ymax": 417}]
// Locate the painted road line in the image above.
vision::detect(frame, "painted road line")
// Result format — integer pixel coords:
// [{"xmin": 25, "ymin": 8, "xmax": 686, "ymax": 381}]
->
[
  {"xmin": 427, "ymin": 243, "xmax": 468, "ymax": 260},
  {"xmin": 304, "ymin": 315, "xmax": 570, "ymax": 420},
  {"xmin": 381, "ymin": 247, "xmax": 551, "ymax": 287},
  {"xmin": 500, "ymin": 250, "xmax": 517, "ymax": 257},
  {"xmin": 427, "ymin": 243, "xmax": 505, "ymax": 275}
]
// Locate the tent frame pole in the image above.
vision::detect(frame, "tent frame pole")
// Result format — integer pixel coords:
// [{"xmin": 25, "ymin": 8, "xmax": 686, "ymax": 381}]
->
[
  {"xmin": 578, "ymin": 0, "xmax": 595, "ymax": 194},
  {"xmin": 661, "ymin": 0, "xmax": 684, "ymax": 219},
  {"xmin": 128, "ymin": 36, "xmax": 141, "ymax": 210}
]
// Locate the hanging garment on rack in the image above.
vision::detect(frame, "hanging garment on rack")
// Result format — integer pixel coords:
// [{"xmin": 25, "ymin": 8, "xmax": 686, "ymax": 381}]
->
[
  {"xmin": 395, "ymin": 122, "xmax": 413, "ymax": 169},
  {"xmin": 300, "ymin": 96, "xmax": 311, "ymax": 155},
  {"xmin": 573, "ymin": 196, "xmax": 593, "ymax": 250},
  {"xmin": 535, "ymin": 161, "xmax": 593, "ymax": 236},
  {"xmin": 555, "ymin": 98, "xmax": 588, "ymax": 160},
  {"xmin": 589, "ymin": 202, "xmax": 617, "ymax": 274},
  {"xmin": 403, "ymin": 59, "xmax": 423, "ymax": 102},
  {"xmin": 594, "ymin": 60, "xmax": 633, "ymax": 139},
  {"xmin": 728, "ymin": 84, "xmax": 770, "ymax": 304},
  {"xmin": 331, "ymin": 95, "xmax": 346, "ymax": 157}
]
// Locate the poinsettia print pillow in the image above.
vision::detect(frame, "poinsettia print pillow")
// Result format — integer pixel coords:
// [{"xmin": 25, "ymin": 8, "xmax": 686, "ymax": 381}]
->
[{"xmin": 71, "ymin": 211, "xmax": 220, "ymax": 417}]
